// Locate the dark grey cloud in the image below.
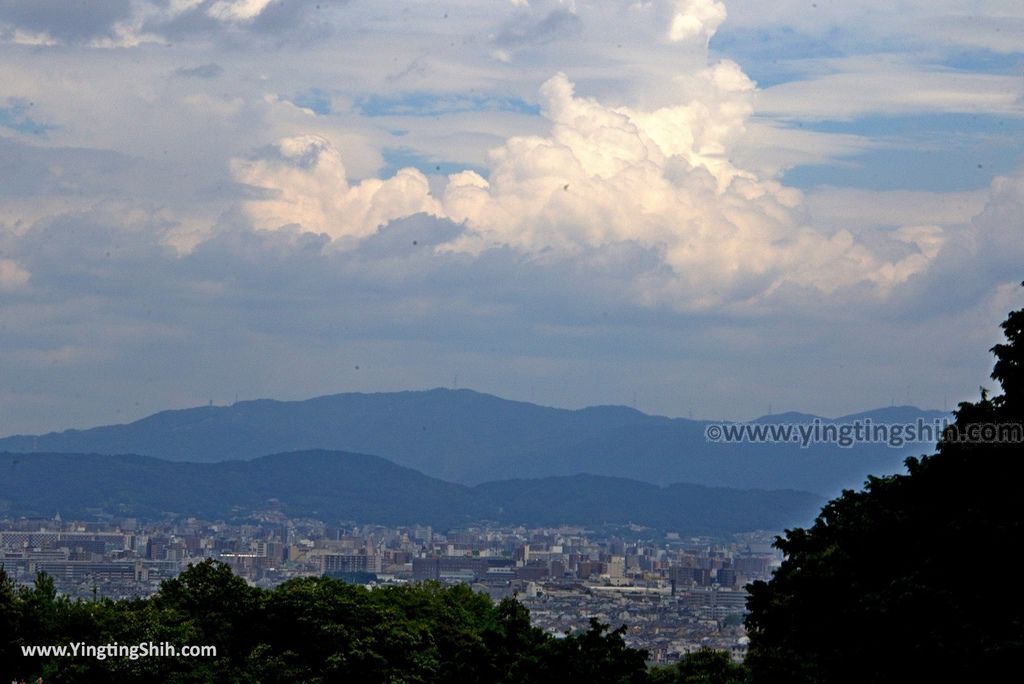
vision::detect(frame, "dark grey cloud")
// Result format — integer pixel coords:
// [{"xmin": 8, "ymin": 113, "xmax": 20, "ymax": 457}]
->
[
  {"xmin": 144, "ymin": 0, "xmax": 335, "ymax": 43},
  {"xmin": 143, "ymin": 1, "xmax": 221, "ymax": 40},
  {"xmin": 176, "ymin": 214, "xmax": 671, "ymax": 342},
  {"xmin": 0, "ymin": 137, "xmax": 138, "ymax": 198},
  {"xmin": 494, "ymin": 9, "xmax": 583, "ymax": 48},
  {"xmin": 0, "ymin": 202, "xmax": 1012, "ymax": 436},
  {"xmin": 887, "ymin": 176, "xmax": 1024, "ymax": 319},
  {"xmin": 250, "ymin": 0, "xmax": 325, "ymax": 34},
  {"xmin": 0, "ymin": 137, "xmax": 243, "ymax": 204},
  {"xmin": 1, "ymin": 209, "xmax": 704, "ymax": 394},
  {"xmin": 10, "ymin": 210, "xmax": 180, "ymax": 299},
  {"xmin": 0, "ymin": 0, "xmax": 1019, "ymax": 437},
  {"xmin": 0, "ymin": 0, "xmax": 131, "ymax": 43},
  {"xmin": 174, "ymin": 63, "xmax": 223, "ymax": 79}
]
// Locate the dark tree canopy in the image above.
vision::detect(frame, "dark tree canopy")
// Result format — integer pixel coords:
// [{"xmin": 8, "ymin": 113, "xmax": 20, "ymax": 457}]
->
[
  {"xmin": 3, "ymin": 559, "xmax": 658, "ymax": 683},
  {"xmin": 649, "ymin": 648, "xmax": 750, "ymax": 684},
  {"xmin": 745, "ymin": 293, "xmax": 1024, "ymax": 683}
]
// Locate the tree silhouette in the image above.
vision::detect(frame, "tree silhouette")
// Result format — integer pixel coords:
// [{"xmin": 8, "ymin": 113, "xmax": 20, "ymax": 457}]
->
[{"xmin": 745, "ymin": 289, "xmax": 1024, "ymax": 683}]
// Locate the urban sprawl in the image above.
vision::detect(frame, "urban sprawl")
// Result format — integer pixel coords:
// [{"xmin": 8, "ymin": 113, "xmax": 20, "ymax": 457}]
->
[{"xmin": 0, "ymin": 510, "xmax": 781, "ymax": 663}]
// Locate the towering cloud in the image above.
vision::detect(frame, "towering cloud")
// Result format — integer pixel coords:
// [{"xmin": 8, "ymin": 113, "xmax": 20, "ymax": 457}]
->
[
  {"xmin": 232, "ymin": 0, "xmax": 941, "ymax": 308},
  {"xmin": 0, "ymin": 0, "xmax": 1021, "ymax": 433}
]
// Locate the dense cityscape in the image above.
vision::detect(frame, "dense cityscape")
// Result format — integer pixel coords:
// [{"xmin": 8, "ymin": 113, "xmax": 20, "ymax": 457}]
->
[
  {"xmin": 2, "ymin": 0, "xmax": 1020, "ymax": 680},
  {"xmin": 0, "ymin": 510, "xmax": 779, "ymax": 664}
]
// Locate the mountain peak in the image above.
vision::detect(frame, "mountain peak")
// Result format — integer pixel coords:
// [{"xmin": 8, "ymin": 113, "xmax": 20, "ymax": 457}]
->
[{"xmin": 0, "ymin": 389, "xmax": 946, "ymax": 495}]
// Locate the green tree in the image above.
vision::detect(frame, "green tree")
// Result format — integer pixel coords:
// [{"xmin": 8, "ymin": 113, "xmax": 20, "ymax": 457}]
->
[
  {"xmin": 2, "ymin": 567, "xmax": 656, "ymax": 682},
  {"xmin": 745, "ymin": 293, "xmax": 1024, "ymax": 683},
  {"xmin": 0, "ymin": 566, "xmax": 21, "ymax": 677},
  {"xmin": 649, "ymin": 648, "xmax": 750, "ymax": 684},
  {"xmin": 479, "ymin": 596, "xmax": 550, "ymax": 682},
  {"xmin": 150, "ymin": 558, "xmax": 261, "ymax": 681},
  {"xmin": 538, "ymin": 618, "xmax": 650, "ymax": 683}
]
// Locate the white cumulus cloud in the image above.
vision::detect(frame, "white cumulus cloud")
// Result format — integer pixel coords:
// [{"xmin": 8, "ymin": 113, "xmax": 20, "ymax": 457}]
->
[
  {"xmin": 227, "ymin": 2, "xmax": 949, "ymax": 309},
  {"xmin": 668, "ymin": 0, "xmax": 727, "ymax": 44},
  {"xmin": 232, "ymin": 135, "xmax": 443, "ymax": 241},
  {"xmin": 437, "ymin": 66, "xmax": 935, "ymax": 304},
  {"xmin": 207, "ymin": 0, "xmax": 275, "ymax": 23}
]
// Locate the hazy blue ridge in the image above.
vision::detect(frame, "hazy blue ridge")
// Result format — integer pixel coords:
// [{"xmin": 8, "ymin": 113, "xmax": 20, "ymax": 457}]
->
[
  {"xmin": 0, "ymin": 449, "xmax": 822, "ymax": 535},
  {"xmin": 0, "ymin": 389, "xmax": 949, "ymax": 495}
]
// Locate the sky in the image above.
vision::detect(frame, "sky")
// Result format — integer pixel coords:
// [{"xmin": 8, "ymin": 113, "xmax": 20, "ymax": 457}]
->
[{"xmin": 1, "ymin": 0, "xmax": 1023, "ymax": 434}]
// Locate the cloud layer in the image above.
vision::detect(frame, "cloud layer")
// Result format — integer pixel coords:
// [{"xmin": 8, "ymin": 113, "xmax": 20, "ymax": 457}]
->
[
  {"xmin": 1, "ymin": 0, "xmax": 1022, "ymax": 434},
  {"xmin": 232, "ymin": 4, "xmax": 950, "ymax": 310}
]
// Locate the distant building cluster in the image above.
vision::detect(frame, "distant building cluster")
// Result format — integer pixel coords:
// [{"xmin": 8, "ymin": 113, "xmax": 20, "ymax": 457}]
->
[{"xmin": 0, "ymin": 511, "xmax": 781, "ymax": 662}]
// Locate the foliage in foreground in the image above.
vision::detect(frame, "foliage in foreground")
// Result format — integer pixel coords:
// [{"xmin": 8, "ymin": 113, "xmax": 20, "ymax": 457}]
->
[
  {"xmin": 649, "ymin": 648, "xmax": 750, "ymax": 684},
  {"xmin": 1, "ymin": 559, "xmax": 692, "ymax": 683},
  {"xmin": 745, "ymin": 293, "xmax": 1024, "ymax": 682}
]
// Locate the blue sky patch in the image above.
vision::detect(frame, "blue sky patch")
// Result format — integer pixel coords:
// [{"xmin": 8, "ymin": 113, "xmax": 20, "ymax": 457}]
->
[
  {"xmin": 381, "ymin": 148, "xmax": 486, "ymax": 179},
  {"xmin": 711, "ymin": 27, "xmax": 847, "ymax": 88},
  {"xmin": 784, "ymin": 144, "xmax": 1022, "ymax": 192},
  {"xmin": 794, "ymin": 112, "xmax": 1024, "ymax": 138},
  {"xmin": 781, "ymin": 112, "xmax": 1024, "ymax": 191},
  {"xmin": 292, "ymin": 88, "xmax": 332, "ymax": 115},
  {"xmin": 359, "ymin": 92, "xmax": 540, "ymax": 118},
  {"xmin": 0, "ymin": 98, "xmax": 54, "ymax": 136},
  {"xmin": 940, "ymin": 49, "xmax": 1024, "ymax": 74}
]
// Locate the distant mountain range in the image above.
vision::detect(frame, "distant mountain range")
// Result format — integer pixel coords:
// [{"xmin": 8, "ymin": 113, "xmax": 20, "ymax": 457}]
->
[
  {"xmin": 0, "ymin": 389, "xmax": 948, "ymax": 495},
  {"xmin": 0, "ymin": 450, "xmax": 822, "ymax": 536}
]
